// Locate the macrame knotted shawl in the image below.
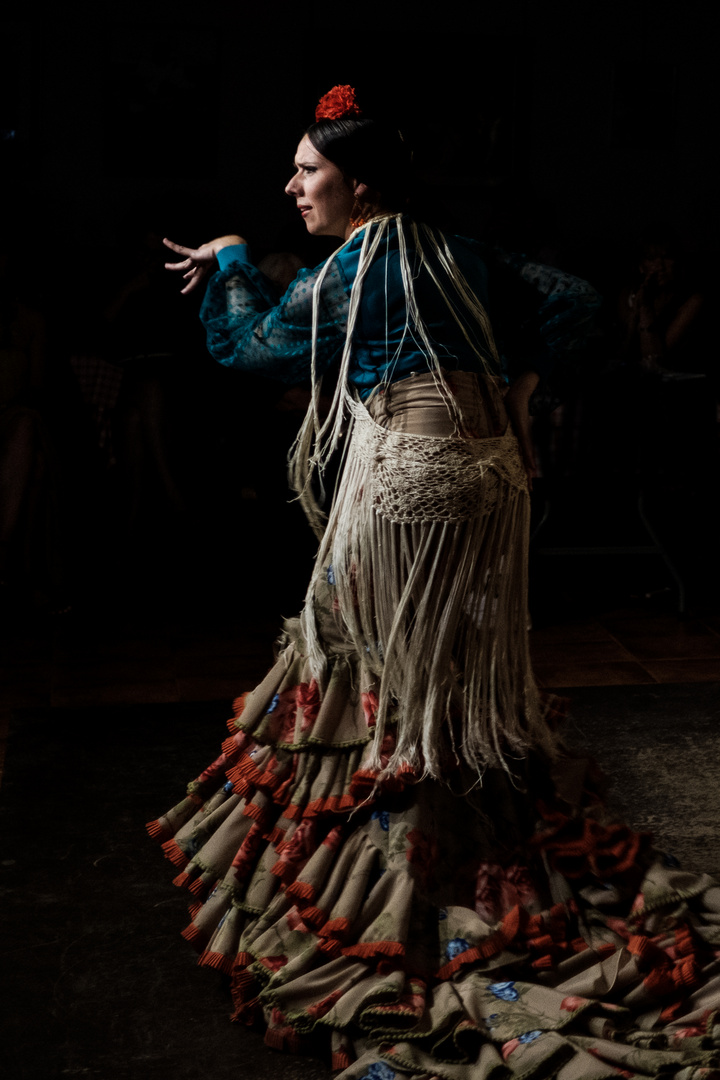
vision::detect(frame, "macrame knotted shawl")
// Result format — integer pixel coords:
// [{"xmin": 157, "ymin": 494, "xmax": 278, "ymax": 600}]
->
[
  {"xmin": 290, "ymin": 215, "xmax": 555, "ymax": 780},
  {"xmin": 300, "ymin": 388, "xmax": 552, "ymax": 780}
]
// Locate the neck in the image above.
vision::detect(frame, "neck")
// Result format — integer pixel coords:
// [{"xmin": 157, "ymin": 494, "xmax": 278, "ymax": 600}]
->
[{"xmin": 344, "ymin": 209, "xmax": 396, "ymax": 240}]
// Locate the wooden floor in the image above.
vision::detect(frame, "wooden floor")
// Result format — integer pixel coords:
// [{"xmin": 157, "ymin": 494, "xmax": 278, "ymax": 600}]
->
[
  {"xmin": 4, "ymin": 606, "xmax": 720, "ymax": 710},
  {"xmin": 3, "ymin": 598, "xmax": 720, "ymax": 788},
  {"xmin": 531, "ymin": 607, "xmax": 720, "ymax": 687}
]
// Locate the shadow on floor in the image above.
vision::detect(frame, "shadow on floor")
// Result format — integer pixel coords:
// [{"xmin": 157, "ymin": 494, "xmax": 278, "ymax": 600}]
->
[{"xmin": 2, "ymin": 684, "xmax": 720, "ymax": 1078}]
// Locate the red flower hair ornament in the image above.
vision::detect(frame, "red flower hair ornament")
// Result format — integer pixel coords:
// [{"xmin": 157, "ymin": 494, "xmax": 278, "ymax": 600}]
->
[{"xmin": 315, "ymin": 85, "xmax": 362, "ymax": 122}]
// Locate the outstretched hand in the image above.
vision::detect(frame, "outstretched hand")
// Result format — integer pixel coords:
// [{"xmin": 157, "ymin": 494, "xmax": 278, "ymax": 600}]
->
[
  {"xmin": 504, "ymin": 370, "xmax": 540, "ymax": 490},
  {"xmin": 163, "ymin": 235, "xmax": 245, "ymax": 294}
]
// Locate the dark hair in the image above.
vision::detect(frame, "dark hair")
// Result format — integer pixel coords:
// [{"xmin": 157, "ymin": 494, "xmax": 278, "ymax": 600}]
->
[
  {"xmin": 305, "ymin": 117, "xmax": 412, "ymax": 212},
  {"xmin": 636, "ymin": 222, "xmax": 682, "ymax": 263}
]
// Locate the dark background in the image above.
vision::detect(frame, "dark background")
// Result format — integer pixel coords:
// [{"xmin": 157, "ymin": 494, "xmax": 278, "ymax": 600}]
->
[
  {"xmin": 2, "ymin": 8, "xmax": 719, "ymax": 1076},
  {"xmin": 4, "ymin": 1, "xmax": 715, "ymax": 264},
  {"xmin": 1, "ymin": 0, "xmax": 718, "ymax": 623}
]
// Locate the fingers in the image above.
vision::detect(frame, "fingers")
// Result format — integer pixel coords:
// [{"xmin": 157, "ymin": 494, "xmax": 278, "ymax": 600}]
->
[
  {"xmin": 163, "ymin": 237, "xmax": 214, "ymax": 294},
  {"xmin": 179, "ymin": 266, "xmax": 206, "ymax": 295},
  {"xmin": 165, "ymin": 257, "xmax": 192, "ymax": 271},
  {"xmin": 163, "ymin": 237, "xmax": 194, "ymax": 272},
  {"xmin": 163, "ymin": 237, "xmax": 193, "ymax": 256}
]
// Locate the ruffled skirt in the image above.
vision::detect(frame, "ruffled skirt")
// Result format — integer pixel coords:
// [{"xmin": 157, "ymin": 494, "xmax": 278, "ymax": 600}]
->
[{"xmin": 149, "ymin": 374, "xmax": 720, "ymax": 1079}]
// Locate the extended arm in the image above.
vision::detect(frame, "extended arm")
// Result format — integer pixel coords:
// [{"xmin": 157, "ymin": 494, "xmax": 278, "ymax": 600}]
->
[
  {"xmin": 164, "ymin": 235, "xmax": 246, "ymax": 295},
  {"xmin": 172, "ymin": 241, "xmax": 351, "ymax": 385},
  {"xmin": 478, "ymin": 249, "xmax": 602, "ymax": 481}
]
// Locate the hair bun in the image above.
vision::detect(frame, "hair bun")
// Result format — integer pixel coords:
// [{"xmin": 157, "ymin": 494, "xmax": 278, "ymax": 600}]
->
[{"xmin": 315, "ymin": 85, "xmax": 363, "ymax": 122}]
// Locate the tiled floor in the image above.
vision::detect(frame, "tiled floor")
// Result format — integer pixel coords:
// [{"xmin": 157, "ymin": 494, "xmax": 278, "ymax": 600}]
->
[
  {"xmin": 1, "ymin": 617, "xmax": 278, "ymax": 710},
  {"xmin": 0, "ymin": 612, "xmax": 279, "ymax": 785},
  {"xmin": 530, "ymin": 609, "xmax": 720, "ymax": 687},
  {"xmin": 3, "ymin": 603, "xmax": 720, "ymax": 788}
]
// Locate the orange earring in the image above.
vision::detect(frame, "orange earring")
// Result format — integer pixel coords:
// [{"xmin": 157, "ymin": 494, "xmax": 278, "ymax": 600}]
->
[{"xmin": 350, "ymin": 194, "xmax": 366, "ymax": 229}]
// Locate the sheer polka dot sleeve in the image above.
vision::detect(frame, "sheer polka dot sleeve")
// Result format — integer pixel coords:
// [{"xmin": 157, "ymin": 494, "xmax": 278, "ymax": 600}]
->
[{"xmin": 200, "ymin": 256, "xmax": 350, "ymax": 385}]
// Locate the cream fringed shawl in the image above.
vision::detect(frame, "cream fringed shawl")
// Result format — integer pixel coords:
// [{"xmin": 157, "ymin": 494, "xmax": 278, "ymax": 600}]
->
[{"xmin": 289, "ymin": 215, "xmax": 555, "ymax": 781}]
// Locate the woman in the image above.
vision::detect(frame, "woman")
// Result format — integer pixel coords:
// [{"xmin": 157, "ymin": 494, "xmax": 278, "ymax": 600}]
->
[
  {"xmin": 151, "ymin": 88, "xmax": 720, "ymax": 1080},
  {"xmin": 619, "ymin": 228, "xmax": 705, "ymax": 376}
]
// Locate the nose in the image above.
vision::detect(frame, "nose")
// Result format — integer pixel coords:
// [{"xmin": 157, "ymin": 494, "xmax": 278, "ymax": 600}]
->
[{"xmin": 285, "ymin": 174, "xmax": 301, "ymax": 197}]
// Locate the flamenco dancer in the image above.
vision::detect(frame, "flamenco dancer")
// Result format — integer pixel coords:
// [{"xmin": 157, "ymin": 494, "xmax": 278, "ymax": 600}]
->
[{"xmin": 151, "ymin": 86, "xmax": 720, "ymax": 1079}]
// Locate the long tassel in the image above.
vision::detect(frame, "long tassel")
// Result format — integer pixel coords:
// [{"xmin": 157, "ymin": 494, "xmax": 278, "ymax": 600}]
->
[
  {"xmin": 288, "ymin": 215, "xmax": 500, "ymax": 536},
  {"xmin": 416, "ymin": 222, "xmax": 501, "ymax": 370},
  {"xmin": 290, "ymin": 216, "xmax": 554, "ymax": 780},
  {"xmin": 317, "ymin": 405, "xmax": 554, "ymax": 780},
  {"xmin": 288, "ymin": 219, "xmax": 388, "ymax": 537}
]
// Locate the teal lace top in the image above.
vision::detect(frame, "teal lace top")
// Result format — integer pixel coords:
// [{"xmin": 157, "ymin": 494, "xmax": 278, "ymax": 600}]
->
[{"xmin": 200, "ymin": 217, "xmax": 601, "ymax": 403}]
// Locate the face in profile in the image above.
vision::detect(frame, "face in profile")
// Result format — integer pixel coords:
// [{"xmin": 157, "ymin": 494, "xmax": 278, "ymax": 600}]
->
[
  {"xmin": 640, "ymin": 244, "xmax": 676, "ymax": 288},
  {"xmin": 285, "ymin": 135, "xmax": 356, "ymax": 239}
]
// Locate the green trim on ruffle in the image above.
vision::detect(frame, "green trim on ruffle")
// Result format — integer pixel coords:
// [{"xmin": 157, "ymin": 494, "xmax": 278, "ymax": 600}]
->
[
  {"xmin": 231, "ymin": 718, "xmax": 372, "ymax": 752},
  {"xmin": 629, "ymin": 882, "xmax": 711, "ymax": 919},
  {"xmin": 230, "ymin": 897, "xmax": 266, "ymax": 917},
  {"xmin": 372, "ymin": 1035, "xmax": 578, "ymax": 1079}
]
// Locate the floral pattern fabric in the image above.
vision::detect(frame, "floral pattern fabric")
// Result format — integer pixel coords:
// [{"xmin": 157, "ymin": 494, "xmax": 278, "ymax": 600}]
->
[
  {"xmin": 149, "ymin": 597, "xmax": 720, "ymax": 1079},
  {"xmin": 149, "ymin": 220, "xmax": 717, "ymax": 1079},
  {"xmin": 199, "ymin": 219, "xmax": 602, "ymax": 404}
]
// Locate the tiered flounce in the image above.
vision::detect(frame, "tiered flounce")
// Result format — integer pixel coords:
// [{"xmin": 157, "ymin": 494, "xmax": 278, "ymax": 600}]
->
[{"xmin": 149, "ymin": 617, "xmax": 720, "ymax": 1080}]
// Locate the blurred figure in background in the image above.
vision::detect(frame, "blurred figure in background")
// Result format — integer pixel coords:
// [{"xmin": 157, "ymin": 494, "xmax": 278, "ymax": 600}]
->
[
  {"xmin": 618, "ymin": 225, "xmax": 706, "ymax": 377},
  {"xmin": 0, "ymin": 228, "xmax": 68, "ymax": 613}
]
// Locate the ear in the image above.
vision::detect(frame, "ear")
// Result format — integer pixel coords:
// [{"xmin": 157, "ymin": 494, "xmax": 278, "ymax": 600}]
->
[{"xmin": 353, "ymin": 182, "xmax": 370, "ymax": 200}]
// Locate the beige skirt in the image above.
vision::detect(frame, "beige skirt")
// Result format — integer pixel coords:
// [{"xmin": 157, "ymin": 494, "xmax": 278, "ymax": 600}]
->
[
  {"xmin": 299, "ymin": 369, "xmax": 554, "ymax": 781},
  {"xmin": 366, "ymin": 369, "xmax": 509, "ymax": 439},
  {"xmin": 148, "ymin": 369, "xmax": 720, "ymax": 1080}
]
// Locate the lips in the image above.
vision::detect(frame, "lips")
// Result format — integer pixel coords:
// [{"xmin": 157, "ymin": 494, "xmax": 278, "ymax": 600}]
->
[{"xmin": 298, "ymin": 204, "xmax": 311, "ymax": 216}]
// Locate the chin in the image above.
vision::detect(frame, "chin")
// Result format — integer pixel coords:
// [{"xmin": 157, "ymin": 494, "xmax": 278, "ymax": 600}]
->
[{"xmin": 308, "ymin": 221, "xmax": 348, "ymax": 240}]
